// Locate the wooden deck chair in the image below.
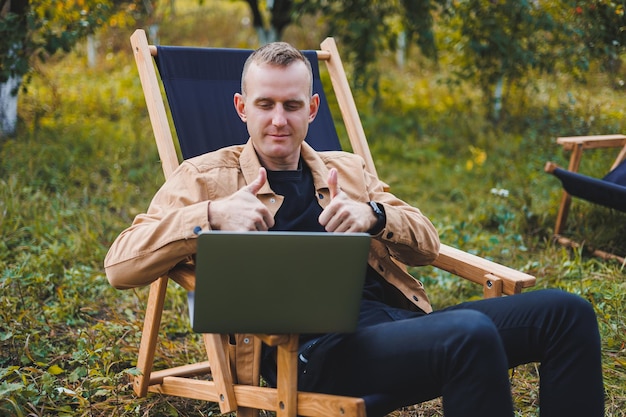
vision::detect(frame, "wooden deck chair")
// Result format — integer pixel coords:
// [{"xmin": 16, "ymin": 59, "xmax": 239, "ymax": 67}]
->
[
  {"xmin": 544, "ymin": 134, "xmax": 626, "ymax": 264},
  {"xmin": 128, "ymin": 28, "xmax": 536, "ymax": 417}
]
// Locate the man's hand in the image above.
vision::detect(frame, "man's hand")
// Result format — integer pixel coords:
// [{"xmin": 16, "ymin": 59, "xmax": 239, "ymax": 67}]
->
[
  {"xmin": 318, "ymin": 168, "xmax": 377, "ymax": 233},
  {"xmin": 208, "ymin": 168, "xmax": 275, "ymax": 231}
]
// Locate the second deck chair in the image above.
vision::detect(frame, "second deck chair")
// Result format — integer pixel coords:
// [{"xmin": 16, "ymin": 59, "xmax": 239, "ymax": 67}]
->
[
  {"xmin": 129, "ymin": 29, "xmax": 536, "ymax": 417},
  {"xmin": 544, "ymin": 134, "xmax": 626, "ymax": 263}
]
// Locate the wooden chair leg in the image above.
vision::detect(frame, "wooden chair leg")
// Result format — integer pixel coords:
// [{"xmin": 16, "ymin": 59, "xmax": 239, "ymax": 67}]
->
[
  {"xmin": 276, "ymin": 334, "xmax": 299, "ymax": 417},
  {"xmin": 232, "ymin": 334, "xmax": 261, "ymax": 417},
  {"xmin": 134, "ymin": 276, "xmax": 169, "ymax": 397},
  {"xmin": 204, "ymin": 333, "xmax": 238, "ymax": 414},
  {"xmin": 554, "ymin": 191, "xmax": 572, "ymax": 235},
  {"xmin": 610, "ymin": 143, "xmax": 626, "ymax": 171},
  {"xmin": 554, "ymin": 142, "xmax": 584, "ymax": 236}
]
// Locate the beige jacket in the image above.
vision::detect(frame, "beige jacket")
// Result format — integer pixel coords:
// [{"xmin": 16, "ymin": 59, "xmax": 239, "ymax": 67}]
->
[{"xmin": 104, "ymin": 141, "xmax": 440, "ymax": 314}]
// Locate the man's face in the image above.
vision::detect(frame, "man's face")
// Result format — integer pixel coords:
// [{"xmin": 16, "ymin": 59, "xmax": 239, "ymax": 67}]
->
[{"xmin": 234, "ymin": 61, "xmax": 319, "ymax": 171}]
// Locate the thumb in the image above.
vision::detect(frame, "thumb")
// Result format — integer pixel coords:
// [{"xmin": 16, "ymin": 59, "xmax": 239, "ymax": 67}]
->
[
  {"xmin": 327, "ymin": 168, "xmax": 339, "ymax": 199},
  {"xmin": 244, "ymin": 167, "xmax": 267, "ymax": 195}
]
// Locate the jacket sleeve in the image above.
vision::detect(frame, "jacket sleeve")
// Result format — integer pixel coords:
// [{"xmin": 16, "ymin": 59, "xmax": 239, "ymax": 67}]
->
[
  {"xmin": 362, "ymin": 163, "xmax": 440, "ymax": 267},
  {"xmin": 104, "ymin": 163, "xmax": 212, "ymax": 289}
]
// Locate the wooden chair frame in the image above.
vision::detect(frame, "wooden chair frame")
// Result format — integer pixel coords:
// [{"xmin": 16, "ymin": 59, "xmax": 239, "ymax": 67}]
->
[
  {"xmin": 129, "ymin": 29, "xmax": 536, "ymax": 417},
  {"xmin": 545, "ymin": 134, "xmax": 626, "ymax": 264}
]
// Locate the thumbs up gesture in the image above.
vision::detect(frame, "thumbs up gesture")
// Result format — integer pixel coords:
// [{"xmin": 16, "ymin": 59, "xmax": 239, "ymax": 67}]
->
[
  {"xmin": 318, "ymin": 168, "xmax": 378, "ymax": 233},
  {"xmin": 209, "ymin": 168, "xmax": 275, "ymax": 231}
]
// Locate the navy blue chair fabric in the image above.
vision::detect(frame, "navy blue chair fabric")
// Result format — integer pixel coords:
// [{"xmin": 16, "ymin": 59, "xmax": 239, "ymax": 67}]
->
[
  {"xmin": 551, "ymin": 158, "xmax": 626, "ymax": 213},
  {"xmin": 155, "ymin": 46, "xmax": 341, "ymax": 160}
]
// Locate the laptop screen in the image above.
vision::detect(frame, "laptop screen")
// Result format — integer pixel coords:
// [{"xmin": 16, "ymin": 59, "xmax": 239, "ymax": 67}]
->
[{"xmin": 190, "ymin": 231, "xmax": 371, "ymax": 334}]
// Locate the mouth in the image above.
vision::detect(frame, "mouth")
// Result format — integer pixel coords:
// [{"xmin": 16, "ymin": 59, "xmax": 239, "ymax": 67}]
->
[{"xmin": 267, "ymin": 132, "xmax": 290, "ymax": 140}]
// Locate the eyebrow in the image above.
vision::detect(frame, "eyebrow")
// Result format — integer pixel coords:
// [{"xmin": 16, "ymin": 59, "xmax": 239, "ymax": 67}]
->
[{"xmin": 253, "ymin": 97, "xmax": 306, "ymax": 107}]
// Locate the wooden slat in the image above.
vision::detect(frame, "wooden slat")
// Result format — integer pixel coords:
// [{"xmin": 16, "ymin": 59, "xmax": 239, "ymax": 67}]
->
[
  {"xmin": 296, "ymin": 391, "xmax": 366, "ymax": 417},
  {"xmin": 256, "ymin": 334, "xmax": 291, "ymax": 346},
  {"xmin": 553, "ymin": 142, "xmax": 585, "ymax": 234},
  {"xmin": 149, "ymin": 377, "xmax": 220, "ymax": 401},
  {"xmin": 554, "ymin": 235, "xmax": 625, "ymax": 264},
  {"xmin": 276, "ymin": 335, "xmax": 299, "ymax": 417},
  {"xmin": 203, "ymin": 333, "xmax": 238, "ymax": 413},
  {"xmin": 556, "ymin": 134, "xmax": 626, "ymax": 150},
  {"xmin": 148, "ymin": 44, "xmax": 331, "ymax": 61},
  {"xmin": 148, "ymin": 361, "xmax": 211, "ymax": 385},
  {"xmin": 611, "ymin": 143, "xmax": 626, "ymax": 171},
  {"xmin": 544, "ymin": 161, "xmax": 558, "ymax": 174},
  {"xmin": 320, "ymin": 37, "xmax": 379, "ymax": 178},
  {"xmin": 152, "ymin": 378, "xmax": 366, "ymax": 417},
  {"xmin": 432, "ymin": 244, "xmax": 535, "ymax": 295},
  {"xmin": 482, "ymin": 274, "xmax": 503, "ymax": 298},
  {"xmin": 130, "ymin": 30, "xmax": 180, "ymax": 179},
  {"xmin": 167, "ymin": 263, "xmax": 195, "ymax": 291},
  {"xmin": 133, "ymin": 276, "xmax": 169, "ymax": 397}
]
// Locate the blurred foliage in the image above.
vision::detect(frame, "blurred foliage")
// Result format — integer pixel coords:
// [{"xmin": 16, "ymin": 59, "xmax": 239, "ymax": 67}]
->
[
  {"xmin": 0, "ymin": 0, "xmax": 149, "ymax": 83},
  {"xmin": 1, "ymin": 0, "xmax": 625, "ymax": 416},
  {"xmin": 573, "ymin": 0, "xmax": 626, "ymax": 74},
  {"xmin": 444, "ymin": 0, "xmax": 580, "ymax": 118},
  {"xmin": 292, "ymin": 0, "xmax": 446, "ymax": 87}
]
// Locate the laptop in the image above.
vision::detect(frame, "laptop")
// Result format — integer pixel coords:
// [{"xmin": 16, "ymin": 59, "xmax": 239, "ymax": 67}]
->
[{"xmin": 190, "ymin": 231, "xmax": 371, "ymax": 334}]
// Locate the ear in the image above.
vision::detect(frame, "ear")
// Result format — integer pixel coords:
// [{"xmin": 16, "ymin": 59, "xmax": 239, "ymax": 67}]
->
[
  {"xmin": 308, "ymin": 93, "xmax": 320, "ymax": 123},
  {"xmin": 234, "ymin": 93, "xmax": 247, "ymax": 122}
]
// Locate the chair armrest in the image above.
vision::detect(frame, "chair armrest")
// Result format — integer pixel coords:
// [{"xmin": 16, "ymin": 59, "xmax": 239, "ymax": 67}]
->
[
  {"xmin": 544, "ymin": 161, "xmax": 559, "ymax": 174},
  {"xmin": 169, "ymin": 262, "xmax": 196, "ymax": 291},
  {"xmin": 556, "ymin": 134, "xmax": 626, "ymax": 151},
  {"xmin": 431, "ymin": 244, "xmax": 536, "ymax": 296},
  {"xmin": 170, "ymin": 246, "xmax": 536, "ymax": 297}
]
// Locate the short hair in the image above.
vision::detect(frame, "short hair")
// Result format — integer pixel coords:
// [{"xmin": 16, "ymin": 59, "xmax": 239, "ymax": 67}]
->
[{"xmin": 241, "ymin": 42, "xmax": 313, "ymax": 96}]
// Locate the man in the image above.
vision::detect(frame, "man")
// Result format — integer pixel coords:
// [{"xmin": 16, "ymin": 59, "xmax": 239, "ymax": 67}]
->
[{"xmin": 105, "ymin": 42, "xmax": 604, "ymax": 417}]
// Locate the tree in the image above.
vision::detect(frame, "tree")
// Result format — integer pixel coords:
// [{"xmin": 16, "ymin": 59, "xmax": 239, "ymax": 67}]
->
[
  {"xmin": 571, "ymin": 0, "xmax": 626, "ymax": 75},
  {"xmin": 0, "ymin": 0, "xmax": 147, "ymax": 137},
  {"xmin": 293, "ymin": 0, "xmax": 446, "ymax": 86},
  {"xmin": 0, "ymin": 0, "xmax": 28, "ymax": 136},
  {"xmin": 441, "ymin": 0, "xmax": 587, "ymax": 122},
  {"xmin": 241, "ymin": 0, "xmax": 294, "ymax": 44},
  {"xmin": 441, "ymin": 1, "xmax": 626, "ymax": 122},
  {"xmin": 234, "ymin": 0, "xmax": 445, "ymax": 86}
]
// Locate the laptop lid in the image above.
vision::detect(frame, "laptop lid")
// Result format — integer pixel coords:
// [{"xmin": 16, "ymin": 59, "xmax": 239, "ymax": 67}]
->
[{"xmin": 191, "ymin": 231, "xmax": 371, "ymax": 334}]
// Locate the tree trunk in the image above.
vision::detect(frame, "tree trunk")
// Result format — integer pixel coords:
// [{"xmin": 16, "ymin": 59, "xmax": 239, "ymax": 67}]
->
[
  {"xmin": 256, "ymin": 27, "xmax": 278, "ymax": 44},
  {"xmin": 0, "ymin": 74, "xmax": 22, "ymax": 137},
  {"xmin": 148, "ymin": 24, "xmax": 160, "ymax": 45},
  {"xmin": 1, "ymin": 1, "xmax": 29, "ymax": 137},
  {"xmin": 87, "ymin": 34, "xmax": 97, "ymax": 68},
  {"xmin": 245, "ymin": 0, "xmax": 290, "ymax": 44},
  {"xmin": 397, "ymin": 31, "xmax": 407, "ymax": 68},
  {"xmin": 492, "ymin": 75, "xmax": 504, "ymax": 122}
]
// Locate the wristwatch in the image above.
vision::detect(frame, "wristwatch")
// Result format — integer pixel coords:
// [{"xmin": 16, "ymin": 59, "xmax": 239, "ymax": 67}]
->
[{"xmin": 366, "ymin": 201, "xmax": 386, "ymax": 235}]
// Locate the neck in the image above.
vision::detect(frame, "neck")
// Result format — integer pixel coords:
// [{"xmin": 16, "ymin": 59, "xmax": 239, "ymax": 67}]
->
[{"xmin": 256, "ymin": 147, "xmax": 302, "ymax": 171}]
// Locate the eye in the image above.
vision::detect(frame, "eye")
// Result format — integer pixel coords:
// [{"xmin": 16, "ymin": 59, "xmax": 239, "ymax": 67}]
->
[
  {"xmin": 255, "ymin": 100, "xmax": 274, "ymax": 110},
  {"xmin": 284, "ymin": 101, "xmax": 304, "ymax": 111}
]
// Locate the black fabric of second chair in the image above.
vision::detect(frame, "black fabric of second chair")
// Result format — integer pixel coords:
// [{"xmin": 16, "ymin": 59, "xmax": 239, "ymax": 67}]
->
[{"xmin": 550, "ymin": 158, "xmax": 626, "ymax": 212}]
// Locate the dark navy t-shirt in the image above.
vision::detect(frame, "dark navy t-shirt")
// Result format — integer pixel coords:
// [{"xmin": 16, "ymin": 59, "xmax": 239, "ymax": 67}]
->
[{"xmin": 266, "ymin": 160, "xmax": 386, "ymax": 306}]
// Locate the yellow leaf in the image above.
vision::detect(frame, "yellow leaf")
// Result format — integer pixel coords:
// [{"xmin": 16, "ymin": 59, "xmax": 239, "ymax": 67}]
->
[{"xmin": 48, "ymin": 365, "xmax": 65, "ymax": 375}]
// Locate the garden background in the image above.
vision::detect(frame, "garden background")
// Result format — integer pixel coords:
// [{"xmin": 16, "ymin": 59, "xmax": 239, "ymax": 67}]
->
[{"xmin": 1, "ymin": 1, "xmax": 625, "ymax": 416}]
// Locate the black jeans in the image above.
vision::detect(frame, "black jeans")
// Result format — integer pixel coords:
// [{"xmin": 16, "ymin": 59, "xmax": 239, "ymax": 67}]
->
[{"xmin": 296, "ymin": 289, "xmax": 604, "ymax": 417}]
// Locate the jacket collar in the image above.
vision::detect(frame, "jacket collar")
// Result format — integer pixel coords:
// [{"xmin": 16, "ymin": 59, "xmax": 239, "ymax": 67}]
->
[{"xmin": 239, "ymin": 140, "xmax": 332, "ymax": 204}]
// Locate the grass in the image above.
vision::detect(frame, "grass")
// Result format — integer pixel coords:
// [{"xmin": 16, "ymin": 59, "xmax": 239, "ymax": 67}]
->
[{"xmin": 1, "ymin": 1, "xmax": 625, "ymax": 416}]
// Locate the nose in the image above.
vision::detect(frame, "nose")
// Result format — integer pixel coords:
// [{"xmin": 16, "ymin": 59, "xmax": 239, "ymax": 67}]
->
[{"xmin": 272, "ymin": 105, "xmax": 287, "ymax": 127}]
